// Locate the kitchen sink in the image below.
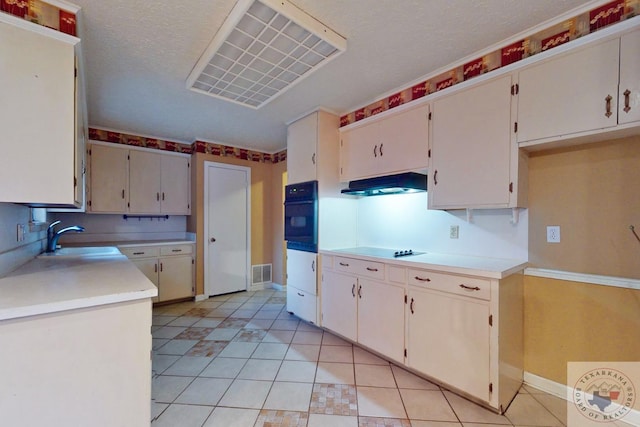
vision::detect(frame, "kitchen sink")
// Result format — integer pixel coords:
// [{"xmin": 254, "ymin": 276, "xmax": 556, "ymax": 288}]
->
[{"xmin": 38, "ymin": 246, "xmax": 121, "ymax": 258}]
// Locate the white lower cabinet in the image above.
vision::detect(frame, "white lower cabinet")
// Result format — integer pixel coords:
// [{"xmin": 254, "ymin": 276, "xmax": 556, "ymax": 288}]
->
[
  {"xmin": 320, "ymin": 254, "xmax": 523, "ymax": 413},
  {"xmin": 120, "ymin": 243, "xmax": 195, "ymax": 303},
  {"xmin": 407, "ymin": 287, "xmax": 490, "ymax": 401},
  {"xmin": 321, "ymin": 258, "xmax": 405, "ymax": 363},
  {"xmin": 358, "ymin": 278, "xmax": 405, "ymax": 363},
  {"xmin": 286, "ymin": 249, "xmax": 318, "ymax": 323},
  {"xmin": 321, "ymin": 270, "xmax": 357, "ymax": 341}
]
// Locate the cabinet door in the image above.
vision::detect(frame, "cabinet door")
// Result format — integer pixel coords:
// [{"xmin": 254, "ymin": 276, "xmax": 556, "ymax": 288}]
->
[
  {"xmin": 161, "ymin": 155, "xmax": 190, "ymax": 214},
  {"xmin": 159, "ymin": 256, "xmax": 193, "ymax": 301},
  {"xmin": 88, "ymin": 144, "xmax": 129, "ymax": 213},
  {"xmin": 131, "ymin": 258, "xmax": 159, "ymax": 303},
  {"xmin": 430, "ymin": 75, "xmax": 513, "ymax": 208},
  {"xmin": 0, "ymin": 19, "xmax": 76, "ymax": 205},
  {"xmin": 619, "ymin": 30, "xmax": 640, "ymax": 125},
  {"xmin": 287, "ymin": 113, "xmax": 317, "ymax": 184},
  {"xmin": 129, "ymin": 151, "xmax": 161, "ymax": 214},
  {"xmin": 378, "ymin": 105, "xmax": 429, "ymax": 175},
  {"xmin": 407, "ymin": 288, "xmax": 490, "ymax": 401},
  {"xmin": 286, "ymin": 285, "xmax": 317, "ymax": 324},
  {"xmin": 339, "ymin": 121, "xmax": 380, "ymax": 181},
  {"xmin": 358, "ymin": 279, "xmax": 405, "ymax": 363},
  {"xmin": 321, "ymin": 271, "xmax": 357, "ymax": 341},
  {"xmin": 517, "ymin": 38, "xmax": 620, "ymax": 143},
  {"xmin": 286, "ymin": 249, "xmax": 317, "ymax": 295}
]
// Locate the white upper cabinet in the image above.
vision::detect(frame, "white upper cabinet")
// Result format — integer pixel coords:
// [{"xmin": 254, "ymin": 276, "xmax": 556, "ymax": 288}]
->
[
  {"xmin": 87, "ymin": 144, "xmax": 129, "ymax": 213},
  {"xmin": 88, "ymin": 143, "xmax": 190, "ymax": 215},
  {"xmin": 161, "ymin": 155, "xmax": 191, "ymax": 214},
  {"xmin": 0, "ymin": 16, "xmax": 83, "ymax": 206},
  {"xmin": 340, "ymin": 104, "xmax": 429, "ymax": 181},
  {"xmin": 129, "ymin": 151, "xmax": 162, "ymax": 214},
  {"xmin": 516, "ymin": 29, "xmax": 640, "ymax": 148},
  {"xmin": 287, "ymin": 110, "xmax": 340, "ymax": 187},
  {"xmin": 287, "ymin": 113, "xmax": 318, "ymax": 184},
  {"xmin": 429, "ymin": 75, "xmax": 524, "ymax": 209},
  {"xmin": 517, "ymin": 37, "xmax": 620, "ymax": 145},
  {"xmin": 619, "ymin": 30, "xmax": 640, "ymax": 125}
]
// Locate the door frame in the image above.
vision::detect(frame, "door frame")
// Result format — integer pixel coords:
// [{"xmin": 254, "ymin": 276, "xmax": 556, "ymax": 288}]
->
[{"xmin": 203, "ymin": 161, "xmax": 251, "ymax": 297}]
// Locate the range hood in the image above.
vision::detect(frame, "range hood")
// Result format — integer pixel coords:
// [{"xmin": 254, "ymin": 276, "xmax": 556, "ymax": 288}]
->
[{"xmin": 341, "ymin": 172, "xmax": 427, "ymax": 196}]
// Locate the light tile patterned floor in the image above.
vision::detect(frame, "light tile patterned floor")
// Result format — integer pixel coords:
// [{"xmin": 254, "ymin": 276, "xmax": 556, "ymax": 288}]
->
[{"xmin": 151, "ymin": 289, "xmax": 568, "ymax": 427}]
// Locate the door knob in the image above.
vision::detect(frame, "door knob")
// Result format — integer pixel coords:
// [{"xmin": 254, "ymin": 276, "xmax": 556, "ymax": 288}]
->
[{"xmin": 210, "ymin": 237, "xmax": 216, "ymax": 243}]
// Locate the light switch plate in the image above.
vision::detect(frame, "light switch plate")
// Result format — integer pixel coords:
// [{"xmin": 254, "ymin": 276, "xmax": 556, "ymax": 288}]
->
[{"xmin": 547, "ymin": 225, "xmax": 560, "ymax": 243}]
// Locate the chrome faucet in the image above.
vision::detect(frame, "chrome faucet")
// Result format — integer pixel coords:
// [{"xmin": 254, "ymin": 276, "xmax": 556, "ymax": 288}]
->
[{"xmin": 46, "ymin": 221, "xmax": 85, "ymax": 252}]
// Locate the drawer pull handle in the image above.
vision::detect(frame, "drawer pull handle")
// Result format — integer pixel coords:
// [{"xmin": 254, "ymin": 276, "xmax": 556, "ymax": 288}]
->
[
  {"xmin": 623, "ymin": 89, "xmax": 631, "ymax": 113},
  {"xmin": 171, "ymin": 249, "xmax": 182, "ymax": 252},
  {"xmin": 154, "ymin": 263, "xmax": 158, "ymax": 273},
  {"xmin": 311, "ymin": 260, "xmax": 315, "ymax": 272},
  {"xmin": 339, "ymin": 262, "xmax": 350, "ymax": 267},
  {"xmin": 352, "ymin": 284, "xmax": 356, "ymax": 297},
  {"xmin": 414, "ymin": 276, "xmax": 431, "ymax": 282},
  {"xmin": 357, "ymin": 285, "xmax": 362, "ymax": 299},
  {"xmin": 366, "ymin": 267, "xmax": 378, "ymax": 272},
  {"xmin": 133, "ymin": 252, "xmax": 145, "ymax": 255},
  {"xmin": 160, "ymin": 263, "xmax": 163, "ymax": 272},
  {"xmin": 297, "ymin": 292, "xmax": 304, "ymax": 297},
  {"xmin": 459, "ymin": 284, "xmax": 481, "ymax": 291},
  {"xmin": 605, "ymin": 94, "xmax": 613, "ymax": 118},
  {"xmin": 410, "ymin": 297, "xmax": 415, "ymax": 314}
]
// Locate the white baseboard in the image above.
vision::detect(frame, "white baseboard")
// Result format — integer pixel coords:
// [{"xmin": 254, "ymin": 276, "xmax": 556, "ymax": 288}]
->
[
  {"xmin": 524, "ymin": 371, "xmax": 640, "ymax": 426},
  {"xmin": 195, "ymin": 294, "xmax": 207, "ymax": 302},
  {"xmin": 270, "ymin": 283, "xmax": 285, "ymax": 291}
]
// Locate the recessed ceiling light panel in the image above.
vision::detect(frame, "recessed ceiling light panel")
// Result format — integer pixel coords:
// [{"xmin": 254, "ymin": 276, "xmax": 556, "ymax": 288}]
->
[{"xmin": 187, "ymin": 0, "xmax": 346, "ymax": 109}]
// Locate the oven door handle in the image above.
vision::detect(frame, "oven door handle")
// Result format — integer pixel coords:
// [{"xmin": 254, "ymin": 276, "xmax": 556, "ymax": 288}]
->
[{"xmin": 284, "ymin": 200, "xmax": 315, "ymax": 206}]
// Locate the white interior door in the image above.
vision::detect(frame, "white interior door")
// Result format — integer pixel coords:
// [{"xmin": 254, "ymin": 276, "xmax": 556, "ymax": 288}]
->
[{"xmin": 205, "ymin": 162, "xmax": 250, "ymax": 296}]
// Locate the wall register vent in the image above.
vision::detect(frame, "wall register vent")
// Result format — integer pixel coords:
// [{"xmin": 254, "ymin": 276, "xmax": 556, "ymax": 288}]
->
[
  {"xmin": 186, "ymin": 0, "xmax": 346, "ymax": 108},
  {"xmin": 252, "ymin": 263, "xmax": 272, "ymax": 285}
]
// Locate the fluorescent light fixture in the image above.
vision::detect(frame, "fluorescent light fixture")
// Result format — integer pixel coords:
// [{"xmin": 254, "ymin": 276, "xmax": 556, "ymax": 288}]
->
[{"xmin": 186, "ymin": 0, "xmax": 346, "ymax": 109}]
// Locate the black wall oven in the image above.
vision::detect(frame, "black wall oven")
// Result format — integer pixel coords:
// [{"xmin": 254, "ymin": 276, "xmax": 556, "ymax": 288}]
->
[{"xmin": 284, "ymin": 180, "xmax": 318, "ymax": 253}]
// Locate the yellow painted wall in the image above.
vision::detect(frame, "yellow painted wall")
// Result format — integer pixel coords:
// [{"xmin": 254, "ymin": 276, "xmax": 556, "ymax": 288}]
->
[
  {"xmin": 187, "ymin": 152, "xmax": 283, "ymax": 295},
  {"xmin": 524, "ymin": 275, "xmax": 640, "ymax": 384},
  {"xmin": 271, "ymin": 163, "xmax": 287, "ymax": 285},
  {"xmin": 528, "ymin": 136, "xmax": 640, "ymax": 279},
  {"xmin": 525, "ymin": 136, "xmax": 640, "ymax": 384}
]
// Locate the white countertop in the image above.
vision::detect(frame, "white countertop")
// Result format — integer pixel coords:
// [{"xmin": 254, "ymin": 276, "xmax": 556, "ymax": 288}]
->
[
  {"xmin": 321, "ymin": 247, "xmax": 527, "ymax": 279},
  {"xmin": 0, "ymin": 251, "xmax": 157, "ymax": 321},
  {"xmin": 63, "ymin": 239, "xmax": 195, "ymax": 248}
]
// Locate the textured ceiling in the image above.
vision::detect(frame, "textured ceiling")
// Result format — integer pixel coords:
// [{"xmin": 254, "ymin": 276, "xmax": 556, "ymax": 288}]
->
[{"xmin": 73, "ymin": 0, "xmax": 592, "ymax": 152}]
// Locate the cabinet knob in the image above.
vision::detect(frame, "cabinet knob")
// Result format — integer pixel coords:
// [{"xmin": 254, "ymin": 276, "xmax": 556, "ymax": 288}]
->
[{"xmin": 210, "ymin": 237, "xmax": 216, "ymax": 243}]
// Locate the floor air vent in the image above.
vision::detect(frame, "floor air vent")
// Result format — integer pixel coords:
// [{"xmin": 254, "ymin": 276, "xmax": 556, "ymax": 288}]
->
[{"xmin": 252, "ymin": 263, "xmax": 272, "ymax": 285}]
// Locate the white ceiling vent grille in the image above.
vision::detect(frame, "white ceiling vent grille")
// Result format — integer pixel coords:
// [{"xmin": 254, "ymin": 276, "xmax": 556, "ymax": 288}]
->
[{"xmin": 186, "ymin": 0, "xmax": 346, "ymax": 109}]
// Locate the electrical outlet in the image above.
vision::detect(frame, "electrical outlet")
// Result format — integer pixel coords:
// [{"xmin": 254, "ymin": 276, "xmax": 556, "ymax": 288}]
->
[
  {"xmin": 450, "ymin": 225, "xmax": 459, "ymax": 239},
  {"xmin": 546, "ymin": 225, "xmax": 560, "ymax": 243}
]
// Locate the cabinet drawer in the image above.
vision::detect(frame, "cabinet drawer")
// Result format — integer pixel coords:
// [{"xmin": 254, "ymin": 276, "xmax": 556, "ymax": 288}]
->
[
  {"xmin": 334, "ymin": 257, "xmax": 385, "ymax": 280},
  {"xmin": 119, "ymin": 246, "xmax": 160, "ymax": 258},
  {"xmin": 286, "ymin": 285, "xmax": 317, "ymax": 324},
  {"xmin": 408, "ymin": 269, "xmax": 490, "ymax": 300},
  {"xmin": 160, "ymin": 244, "xmax": 193, "ymax": 256}
]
